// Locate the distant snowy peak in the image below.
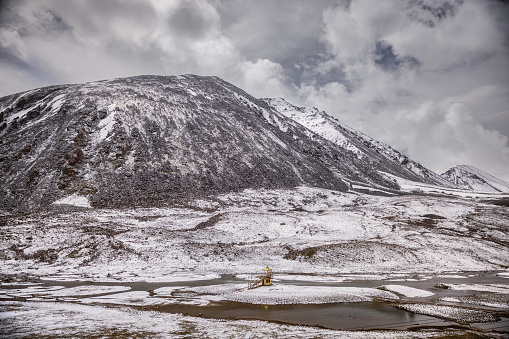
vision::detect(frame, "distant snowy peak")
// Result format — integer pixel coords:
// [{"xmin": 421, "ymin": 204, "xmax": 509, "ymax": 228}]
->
[
  {"xmin": 264, "ymin": 97, "xmax": 454, "ymax": 188},
  {"xmin": 441, "ymin": 165, "xmax": 509, "ymax": 193}
]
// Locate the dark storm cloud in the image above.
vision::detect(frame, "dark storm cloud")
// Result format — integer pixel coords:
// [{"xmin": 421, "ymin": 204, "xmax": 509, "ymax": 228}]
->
[
  {"xmin": 410, "ymin": 0, "xmax": 463, "ymax": 27},
  {"xmin": 216, "ymin": 0, "xmax": 328, "ymax": 59},
  {"xmin": 54, "ymin": 0, "xmax": 156, "ymax": 37},
  {"xmin": 374, "ymin": 41, "xmax": 421, "ymax": 73},
  {"xmin": 298, "ymin": 56, "xmax": 348, "ymax": 88},
  {"xmin": 168, "ymin": 1, "xmax": 216, "ymax": 39}
]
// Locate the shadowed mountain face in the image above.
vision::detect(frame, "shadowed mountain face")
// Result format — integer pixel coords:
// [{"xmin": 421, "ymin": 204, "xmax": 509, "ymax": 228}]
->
[{"xmin": 0, "ymin": 75, "xmax": 409, "ymax": 212}]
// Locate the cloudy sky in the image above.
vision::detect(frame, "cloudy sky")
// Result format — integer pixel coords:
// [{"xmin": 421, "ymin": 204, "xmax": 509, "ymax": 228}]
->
[{"xmin": 1, "ymin": 0, "xmax": 509, "ymax": 181}]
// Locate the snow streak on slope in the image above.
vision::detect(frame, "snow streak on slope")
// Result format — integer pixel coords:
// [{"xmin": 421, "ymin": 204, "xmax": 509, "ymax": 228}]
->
[
  {"xmin": 441, "ymin": 165, "xmax": 509, "ymax": 193},
  {"xmin": 264, "ymin": 98, "xmax": 455, "ymax": 188}
]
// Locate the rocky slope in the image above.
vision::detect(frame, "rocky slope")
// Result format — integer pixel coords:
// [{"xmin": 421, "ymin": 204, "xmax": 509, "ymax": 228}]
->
[
  {"xmin": 264, "ymin": 97, "xmax": 455, "ymax": 188},
  {"xmin": 0, "ymin": 75, "xmax": 409, "ymax": 213},
  {"xmin": 441, "ymin": 165, "xmax": 509, "ymax": 193}
]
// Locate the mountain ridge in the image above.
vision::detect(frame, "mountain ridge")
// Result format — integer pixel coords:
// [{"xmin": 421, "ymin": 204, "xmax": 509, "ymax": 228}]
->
[
  {"xmin": 263, "ymin": 97, "xmax": 455, "ymax": 189},
  {"xmin": 1, "ymin": 74, "xmax": 405, "ymax": 213},
  {"xmin": 6, "ymin": 75, "xmax": 504, "ymax": 213}
]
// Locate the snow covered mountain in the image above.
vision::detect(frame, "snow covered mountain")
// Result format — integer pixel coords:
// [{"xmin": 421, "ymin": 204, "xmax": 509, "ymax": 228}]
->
[
  {"xmin": 441, "ymin": 165, "xmax": 509, "ymax": 193},
  {"xmin": 1, "ymin": 75, "xmax": 408, "ymax": 213},
  {"xmin": 1, "ymin": 75, "xmax": 463, "ymax": 213},
  {"xmin": 264, "ymin": 97, "xmax": 454, "ymax": 188}
]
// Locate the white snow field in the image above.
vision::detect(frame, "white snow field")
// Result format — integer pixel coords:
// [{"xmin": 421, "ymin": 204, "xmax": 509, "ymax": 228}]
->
[
  {"xmin": 440, "ymin": 295, "xmax": 509, "ymax": 309},
  {"xmin": 0, "ymin": 285, "xmax": 130, "ymax": 299}
]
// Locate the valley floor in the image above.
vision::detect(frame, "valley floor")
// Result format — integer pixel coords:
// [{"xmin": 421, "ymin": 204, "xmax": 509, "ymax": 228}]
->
[{"xmin": 1, "ymin": 187, "xmax": 508, "ymax": 337}]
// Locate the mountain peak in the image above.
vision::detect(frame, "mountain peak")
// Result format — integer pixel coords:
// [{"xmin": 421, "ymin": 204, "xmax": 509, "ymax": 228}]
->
[{"xmin": 441, "ymin": 165, "xmax": 509, "ymax": 193}]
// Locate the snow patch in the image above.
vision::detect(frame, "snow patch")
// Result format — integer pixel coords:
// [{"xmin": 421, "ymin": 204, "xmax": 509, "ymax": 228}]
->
[
  {"xmin": 497, "ymin": 272, "xmax": 509, "ymax": 279},
  {"xmin": 1, "ymin": 285, "xmax": 131, "ymax": 299},
  {"xmin": 48, "ymin": 94, "xmax": 66, "ymax": 114},
  {"xmin": 436, "ymin": 275, "xmax": 468, "ymax": 279},
  {"xmin": 380, "ymin": 285, "xmax": 434, "ymax": 298},
  {"xmin": 396, "ymin": 303, "xmax": 498, "ymax": 323},
  {"xmin": 97, "ymin": 104, "xmax": 117, "ymax": 141},
  {"xmin": 440, "ymin": 295, "xmax": 509, "ymax": 309},
  {"xmin": 52, "ymin": 194, "xmax": 91, "ymax": 208},
  {"xmin": 240, "ymin": 274, "xmax": 351, "ymax": 283},
  {"xmin": 140, "ymin": 273, "xmax": 220, "ymax": 283},
  {"xmin": 437, "ymin": 283, "xmax": 509, "ymax": 294},
  {"xmin": 5, "ymin": 107, "xmax": 32, "ymax": 125},
  {"xmin": 0, "ymin": 286, "xmax": 65, "ymax": 298},
  {"xmin": 179, "ymin": 284, "xmax": 399, "ymax": 305}
]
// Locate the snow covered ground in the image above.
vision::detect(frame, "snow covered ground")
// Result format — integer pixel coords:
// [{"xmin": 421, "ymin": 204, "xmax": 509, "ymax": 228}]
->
[
  {"xmin": 1, "ymin": 187, "xmax": 508, "ymax": 281},
  {"xmin": 167, "ymin": 283, "xmax": 399, "ymax": 305},
  {"xmin": 51, "ymin": 194, "xmax": 92, "ymax": 208},
  {"xmin": 395, "ymin": 303, "xmax": 499, "ymax": 323},
  {"xmin": 436, "ymin": 283, "xmax": 509, "ymax": 294},
  {"xmin": 0, "ymin": 285, "xmax": 130, "ymax": 299},
  {"xmin": 1, "ymin": 187, "xmax": 509, "ymax": 335},
  {"xmin": 441, "ymin": 295, "xmax": 509, "ymax": 309}
]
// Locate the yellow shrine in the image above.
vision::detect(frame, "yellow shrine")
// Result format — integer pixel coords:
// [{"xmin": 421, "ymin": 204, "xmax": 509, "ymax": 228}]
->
[{"xmin": 248, "ymin": 266, "xmax": 273, "ymax": 289}]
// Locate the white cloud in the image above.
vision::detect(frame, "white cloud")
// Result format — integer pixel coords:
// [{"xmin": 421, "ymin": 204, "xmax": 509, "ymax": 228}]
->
[
  {"xmin": 241, "ymin": 59, "xmax": 288, "ymax": 98},
  {"xmin": 391, "ymin": 100, "xmax": 509, "ymax": 179},
  {"xmin": 296, "ymin": 0, "xmax": 509, "ymax": 181},
  {"xmin": 322, "ymin": 0, "xmax": 406, "ymax": 60},
  {"xmin": 0, "ymin": 0, "xmax": 284, "ymax": 98},
  {"xmin": 387, "ymin": 1, "xmax": 504, "ymax": 71},
  {"xmin": 0, "ymin": 28, "xmax": 28, "ymax": 61}
]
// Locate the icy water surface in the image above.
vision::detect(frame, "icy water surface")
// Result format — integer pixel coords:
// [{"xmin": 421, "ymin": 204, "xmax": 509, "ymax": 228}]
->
[{"xmin": 2, "ymin": 272, "xmax": 508, "ymax": 334}]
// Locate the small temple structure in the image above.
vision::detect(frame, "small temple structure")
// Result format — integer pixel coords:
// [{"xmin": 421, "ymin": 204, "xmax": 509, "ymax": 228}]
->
[{"xmin": 248, "ymin": 266, "xmax": 273, "ymax": 289}]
